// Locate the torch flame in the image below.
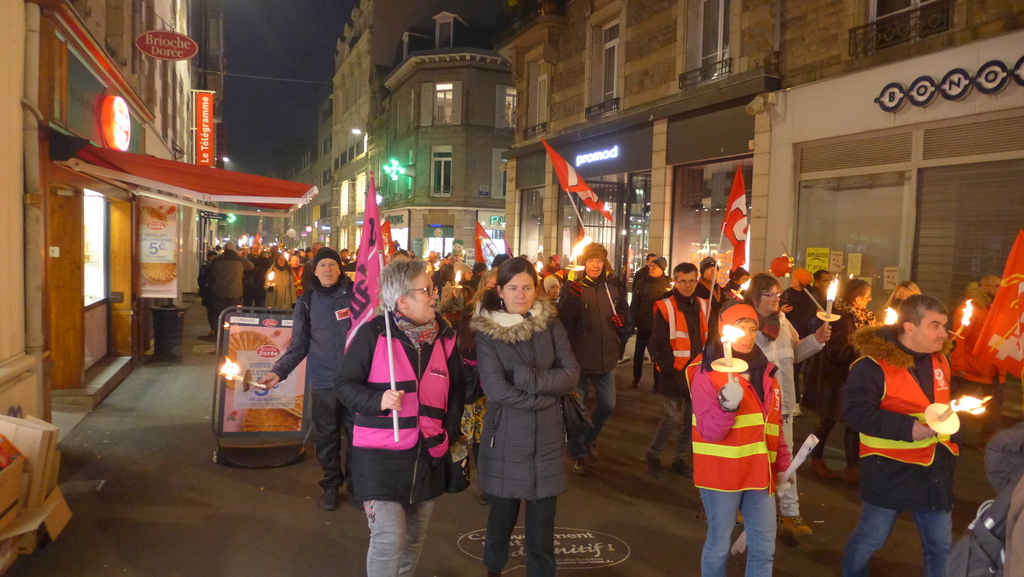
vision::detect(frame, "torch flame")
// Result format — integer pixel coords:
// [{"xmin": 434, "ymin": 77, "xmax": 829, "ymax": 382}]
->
[
  {"xmin": 884, "ymin": 307, "xmax": 897, "ymax": 325},
  {"xmin": 535, "ymin": 260, "xmax": 544, "ymax": 272},
  {"xmin": 720, "ymin": 324, "xmax": 745, "ymax": 343},
  {"xmin": 950, "ymin": 395, "xmax": 992, "ymax": 416},
  {"xmin": 570, "ymin": 235, "xmax": 593, "ymax": 261},
  {"xmin": 826, "ymin": 278, "xmax": 839, "ymax": 301},
  {"xmin": 220, "ymin": 359, "xmax": 240, "ymax": 379},
  {"xmin": 740, "ymin": 279, "xmax": 750, "ymax": 292},
  {"xmin": 267, "ymin": 271, "xmax": 275, "ymax": 282},
  {"xmin": 960, "ymin": 299, "xmax": 974, "ymax": 328},
  {"xmin": 455, "ymin": 271, "xmax": 462, "ymax": 285}
]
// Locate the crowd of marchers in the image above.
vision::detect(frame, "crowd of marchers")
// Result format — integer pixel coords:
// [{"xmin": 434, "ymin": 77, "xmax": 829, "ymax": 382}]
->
[{"xmin": 202, "ymin": 242, "xmax": 1024, "ymax": 577}]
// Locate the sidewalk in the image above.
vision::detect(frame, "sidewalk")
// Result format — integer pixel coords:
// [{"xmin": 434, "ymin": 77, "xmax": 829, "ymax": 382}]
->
[{"xmin": 10, "ymin": 301, "xmax": 999, "ymax": 576}]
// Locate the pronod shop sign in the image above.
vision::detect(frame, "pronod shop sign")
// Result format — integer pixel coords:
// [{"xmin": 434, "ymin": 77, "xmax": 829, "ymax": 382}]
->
[{"xmin": 875, "ymin": 54, "xmax": 1024, "ymax": 112}]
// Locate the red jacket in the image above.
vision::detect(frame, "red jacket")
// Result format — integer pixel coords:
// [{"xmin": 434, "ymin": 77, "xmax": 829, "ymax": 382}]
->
[{"xmin": 950, "ymin": 287, "xmax": 1006, "ymax": 385}]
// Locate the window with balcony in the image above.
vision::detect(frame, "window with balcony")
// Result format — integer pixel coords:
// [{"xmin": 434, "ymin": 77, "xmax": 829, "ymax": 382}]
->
[
  {"xmin": 436, "ymin": 83, "xmax": 454, "ymax": 124},
  {"xmin": 681, "ymin": 0, "xmax": 732, "ymax": 88},
  {"xmin": 431, "ymin": 146, "xmax": 453, "ymax": 196},
  {"xmin": 496, "ymin": 86, "xmax": 517, "ymax": 129},
  {"xmin": 849, "ymin": 0, "xmax": 953, "ymax": 57},
  {"xmin": 420, "ymin": 81, "xmax": 462, "ymax": 126},
  {"xmin": 587, "ymin": 21, "xmax": 620, "ymax": 118},
  {"xmin": 526, "ymin": 63, "xmax": 549, "ymax": 137}
]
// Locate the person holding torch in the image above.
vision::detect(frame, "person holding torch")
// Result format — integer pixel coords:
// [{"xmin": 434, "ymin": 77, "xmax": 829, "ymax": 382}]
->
[
  {"xmin": 842, "ymin": 294, "xmax": 959, "ymax": 577},
  {"xmin": 335, "ymin": 259, "xmax": 469, "ymax": 577},
  {"xmin": 686, "ymin": 302, "xmax": 791, "ymax": 577}
]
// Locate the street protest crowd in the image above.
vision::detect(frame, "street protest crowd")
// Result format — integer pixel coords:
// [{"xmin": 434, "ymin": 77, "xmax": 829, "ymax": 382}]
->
[{"xmin": 205, "ymin": 222, "xmax": 1024, "ymax": 577}]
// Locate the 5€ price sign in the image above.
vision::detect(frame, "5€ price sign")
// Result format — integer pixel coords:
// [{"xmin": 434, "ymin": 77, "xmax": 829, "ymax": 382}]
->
[{"xmin": 138, "ymin": 198, "xmax": 178, "ymax": 297}]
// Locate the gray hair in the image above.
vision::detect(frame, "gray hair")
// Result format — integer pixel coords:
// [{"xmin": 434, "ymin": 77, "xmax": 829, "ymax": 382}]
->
[
  {"xmin": 379, "ymin": 259, "xmax": 428, "ymax": 311},
  {"xmin": 896, "ymin": 294, "xmax": 947, "ymax": 333}
]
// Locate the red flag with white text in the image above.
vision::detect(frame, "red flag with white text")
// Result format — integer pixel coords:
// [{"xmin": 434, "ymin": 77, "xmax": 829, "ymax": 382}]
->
[
  {"xmin": 346, "ymin": 175, "xmax": 382, "ymax": 349},
  {"xmin": 971, "ymin": 230, "xmax": 1024, "ymax": 379},
  {"xmin": 380, "ymin": 218, "xmax": 395, "ymax": 264},
  {"xmin": 542, "ymin": 138, "xmax": 614, "ymax": 222},
  {"xmin": 722, "ymin": 167, "xmax": 749, "ymax": 271}
]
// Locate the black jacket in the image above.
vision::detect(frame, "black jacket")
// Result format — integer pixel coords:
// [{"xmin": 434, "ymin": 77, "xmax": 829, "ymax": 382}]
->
[
  {"xmin": 335, "ymin": 313, "xmax": 468, "ymax": 503},
  {"xmin": 197, "ymin": 260, "xmax": 215, "ymax": 303},
  {"xmin": 210, "ymin": 249, "xmax": 253, "ymax": 299},
  {"xmin": 781, "ymin": 287, "xmax": 817, "ymax": 339},
  {"xmin": 269, "ymin": 275, "xmax": 353, "ymax": 390},
  {"xmin": 846, "ymin": 325, "xmax": 957, "ymax": 512},
  {"xmin": 245, "ymin": 254, "xmax": 272, "ymax": 295},
  {"xmin": 557, "ymin": 272, "xmax": 629, "ymax": 374},
  {"xmin": 630, "ymin": 274, "xmax": 671, "ymax": 332}
]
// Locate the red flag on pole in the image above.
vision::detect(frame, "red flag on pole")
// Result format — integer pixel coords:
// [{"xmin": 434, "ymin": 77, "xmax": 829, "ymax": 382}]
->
[
  {"xmin": 346, "ymin": 175, "xmax": 382, "ymax": 350},
  {"xmin": 475, "ymin": 222, "xmax": 501, "ymax": 265},
  {"xmin": 380, "ymin": 218, "xmax": 395, "ymax": 264},
  {"xmin": 503, "ymin": 237, "xmax": 513, "ymax": 256},
  {"xmin": 541, "ymin": 138, "xmax": 614, "ymax": 222},
  {"xmin": 722, "ymin": 167, "xmax": 749, "ymax": 271},
  {"xmin": 971, "ymin": 230, "xmax": 1024, "ymax": 378}
]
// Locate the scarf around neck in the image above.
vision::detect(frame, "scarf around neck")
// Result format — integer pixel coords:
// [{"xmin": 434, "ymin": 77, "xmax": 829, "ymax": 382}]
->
[
  {"xmin": 758, "ymin": 311, "xmax": 781, "ymax": 342},
  {"xmin": 835, "ymin": 299, "xmax": 876, "ymax": 330},
  {"xmin": 394, "ymin": 311, "xmax": 439, "ymax": 348}
]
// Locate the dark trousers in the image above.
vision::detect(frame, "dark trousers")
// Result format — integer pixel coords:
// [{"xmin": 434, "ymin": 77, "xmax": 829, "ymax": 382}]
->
[
  {"xmin": 203, "ymin": 301, "xmax": 219, "ymax": 332},
  {"xmin": 484, "ymin": 496, "xmax": 557, "ymax": 577},
  {"xmin": 810, "ymin": 418, "xmax": 860, "ymax": 467},
  {"xmin": 243, "ymin": 287, "xmax": 267, "ymax": 308},
  {"xmin": 311, "ymin": 387, "xmax": 352, "ymax": 490},
  {"xmin": 211, "ymin": 297, "xmax": 241, "ymax": 319},
  {"xmin": 633, "ymin": 328, "xmax": 658, "ymax": 385}
]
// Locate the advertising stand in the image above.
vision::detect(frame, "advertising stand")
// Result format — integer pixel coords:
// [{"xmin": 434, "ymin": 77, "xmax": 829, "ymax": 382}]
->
[{"xmin": 211, "ymin": 307, "xmax": 311, "ymax": 468}]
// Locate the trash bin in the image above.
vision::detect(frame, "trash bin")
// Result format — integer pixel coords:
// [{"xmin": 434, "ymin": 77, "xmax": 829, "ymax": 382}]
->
[{"xmin": 152, "ymin": 305, "xmax": 185, "ymax": 357}]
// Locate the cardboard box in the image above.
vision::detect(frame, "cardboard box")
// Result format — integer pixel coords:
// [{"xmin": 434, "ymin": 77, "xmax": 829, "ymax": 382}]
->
[
  {"xmin": 0, "ymin": 486, "xmax": 71, "ymax": 555},
  {"xmin": 0, "ymin": 536, "xmax": 17, "ymax": 575},
  {"xmin": 0, "ymin": 416, "xmax": 58, "ymax": 509},
  {"xmin": 0, "ymin": 459, "xmax": 24, "ymax": 536}
]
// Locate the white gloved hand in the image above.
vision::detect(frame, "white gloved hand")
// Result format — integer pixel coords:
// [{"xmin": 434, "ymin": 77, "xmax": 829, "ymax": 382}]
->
[{"xmin": 718, "ymin": 379, "xmax": 744, "ymax": 412}]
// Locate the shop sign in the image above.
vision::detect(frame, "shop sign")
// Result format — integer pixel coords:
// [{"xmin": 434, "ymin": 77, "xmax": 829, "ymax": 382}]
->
[
  {"xmin": 134, "ymin": 30, "xmax": 199, "ymax": 61},
  {"xmin": 575, "ymin": 145, "xmax": 619, "ymax": 167},
  {"xmin": 100, "ymin": 95, "xmax": 131, "ymax": 151},
  {"xmin": 424, "ymin": 225, "xmax": 453, "ymax": 238},
  {"xmin": 490, "ymin": 215, "xmax": 505, "ymax": 227},
  {"xmin": 805, "ymin": 247, "xmax": 830, "ymax": 273},
  {"xmin": 458, "ymin": 527, "xmax": 630, "ymax": 570},
  {"xmin": 875, "ymin": 55, "xmax": 1024, "ymax": 112},
  {"xmin": 138, "ymin": 198, "xmax": 178, "ymax": 298},
  {"xmin": 830, "ymin": 251, "xmax": 844, "ymax": 272},
  {"xmin": 385, "ymin": 214, "xmax": 405, "ymax": 226},
  {"xmin": 194, "ymin": 91, "xmax": 216, "ymax": 166}
]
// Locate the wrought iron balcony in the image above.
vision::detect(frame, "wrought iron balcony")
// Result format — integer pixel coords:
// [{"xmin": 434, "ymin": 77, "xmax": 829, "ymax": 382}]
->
[
  {"xmin": 524, "ymin": 122, "xmax": 548, "ymax": 139},
  {"xmin": 849, "ymin": 0, "xmax": 953, "ymax": 58},
  {"xmin": 429, "ymin": 186, "xmax": 452, "ymax": 197},
  {"xmin": 496, "ymin": 0, "xmax": 567, "ymax": 48},
  {"xmin": 585, "ymin": 97, "xmax": 619, "ymax": 119},
  {"xmin": 679, "ymin": 57, "xmax": 732, "ymax": 89}
]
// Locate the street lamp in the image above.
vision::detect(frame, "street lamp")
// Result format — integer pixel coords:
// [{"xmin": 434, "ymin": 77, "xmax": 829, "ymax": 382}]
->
[{"xmin": 351, "ymin": 128, "xmax": 363, "ymax": 135}]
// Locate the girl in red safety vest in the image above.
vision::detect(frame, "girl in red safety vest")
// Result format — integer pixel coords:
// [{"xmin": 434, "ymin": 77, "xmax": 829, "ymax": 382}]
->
[{"xmin": 687, "ymin": 303, "xmax": 792, "ymax": 577}]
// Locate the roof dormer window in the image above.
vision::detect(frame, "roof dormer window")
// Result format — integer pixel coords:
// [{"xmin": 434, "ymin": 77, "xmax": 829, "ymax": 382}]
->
[{"xmin": 434, "ymin": 12, "xmax": 456, "ymax": 48}]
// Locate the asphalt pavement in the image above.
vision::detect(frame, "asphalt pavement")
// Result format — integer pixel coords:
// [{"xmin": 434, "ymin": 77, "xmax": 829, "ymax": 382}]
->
[{"xmin": 9, "ymin": 300, "xmax": 1002, "ymax": 577}]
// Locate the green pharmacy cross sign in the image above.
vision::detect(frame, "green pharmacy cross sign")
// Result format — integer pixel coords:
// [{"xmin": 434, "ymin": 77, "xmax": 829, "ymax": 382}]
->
[{"xmin": 383, "ymin": 158, "xmax": 406, "ymax": 181}]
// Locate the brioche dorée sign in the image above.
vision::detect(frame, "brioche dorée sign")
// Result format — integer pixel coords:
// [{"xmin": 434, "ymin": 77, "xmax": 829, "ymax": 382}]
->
[
  {"xmin": 134, "ymin": 30, "xmax": 199, "ymax": 61},
  {"xmin": 194, "ymin": 91, "xmax": 215, "ymax": 166}
]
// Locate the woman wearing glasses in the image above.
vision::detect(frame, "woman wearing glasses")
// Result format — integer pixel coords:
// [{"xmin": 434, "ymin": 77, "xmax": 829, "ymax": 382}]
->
[
  {"xmin": 744, "ymin": 273, "xmax": 831, "ymax": 538},
  {"xmin": 336, "ymin": 259, "xmax": 470, "ymax": 577},
  {"xmin": 473, "ymin": 257, "xmax": 580, "ymax": 577}
]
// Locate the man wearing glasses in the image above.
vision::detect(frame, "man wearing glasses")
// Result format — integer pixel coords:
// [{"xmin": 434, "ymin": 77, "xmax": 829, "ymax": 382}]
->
[{"xmin": 645, "ymin": 262, "xmax": 714, "ymax": 477}]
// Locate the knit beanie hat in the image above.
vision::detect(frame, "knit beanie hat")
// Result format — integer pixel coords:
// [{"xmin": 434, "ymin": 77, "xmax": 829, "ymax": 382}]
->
[
  {"xmin": 581, "ymin": 242, "xmax": 608, "ymax": 263},
  {"xmin": 312, "ymin": 247, "xmax": 343, "ymax": 270},
  {"xmin": 719, "ymin": 303, "xmax": 759, "ymax": 331},
  {"xmin": 543, "ymin": 275, "xmax": 561, "ymax": 293},
  {"xmin": 793, "ymin": 268, "xmax": 813, "ymax": 286},
  {"xmin": 699, "ymin": 256, "xmax": 717, "ymax": 276},
  {"xmin": 653, "ymin": 256, "xmax": 668, "ymax": 272}
]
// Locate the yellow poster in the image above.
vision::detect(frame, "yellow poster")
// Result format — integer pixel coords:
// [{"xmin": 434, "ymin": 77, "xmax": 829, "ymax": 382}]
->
[{"xmin": 805, "ymin": 248, "xmax": 830, "ymax": 274}]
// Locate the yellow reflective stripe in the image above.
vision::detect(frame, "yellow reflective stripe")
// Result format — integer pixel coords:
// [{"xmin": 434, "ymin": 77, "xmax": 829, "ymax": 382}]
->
[
  {"xmin": 765, "ymin": 423, "xmax": 779, "ymax": 437},
  {"xmin": 693, "ymin": 441, "xmax": 769, "ymax": 458},
  {"xmin": 692, "ymin": 413, "xmax": 766, "ymax": 428},
  {"xmin": 859, "ymin": 433, "xmax": 939, "ymax": 450}
]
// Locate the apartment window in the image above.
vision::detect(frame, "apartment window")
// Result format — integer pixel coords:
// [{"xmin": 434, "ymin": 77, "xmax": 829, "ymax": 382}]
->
[
  {"xmin": 409, "ymin": 89, "xmax": 416, "ymax": 126},
  {"xmin": 321, "ymin": 169, "xmax": 332, "ymax": 187},
  {"xmin": 527, "ymin": 64, "xmax": 549, "ymax": 130},
  {"xmin": 851, "ymin": 0, "xmax": 953, "ymax": 56},
  {"xmin": 435, "ymin": 83, "xmax": 454, "ymax": 124},
  {"xmin": 322, "ymin": 138, "xmax": 332, "ymax": 156},
  {"xmin": 601, "ymin": 22, "xmax": 619, "ymax": 103},
  {"xmin": 502, "ymin": 86, "xmax": 517, "ymax": 128},
  {"xmin": 436, "ymin": 20, "xmax": 453, "ymax": 48},
  {"xmin": 701, "ymin": 0, "xmax": 730, "ymax": 70},
  {"xmin": 431, "ymin": 146, "xmax": 453, "ymax": 195}
]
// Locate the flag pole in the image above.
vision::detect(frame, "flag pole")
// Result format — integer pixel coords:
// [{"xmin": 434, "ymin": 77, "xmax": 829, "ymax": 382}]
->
[{"xmin": 379, "ymin": 252, "xmax": 400, "ymax": 443}]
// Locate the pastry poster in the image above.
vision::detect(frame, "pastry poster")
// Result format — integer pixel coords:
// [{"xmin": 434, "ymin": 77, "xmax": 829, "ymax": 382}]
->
[
  {"xmin": 222, "ymin": 321, "xmax": 306, "ymax": 434},
  {"xmin": 138, "ymin": 198, "xmax": 179, "ymax": 298}
]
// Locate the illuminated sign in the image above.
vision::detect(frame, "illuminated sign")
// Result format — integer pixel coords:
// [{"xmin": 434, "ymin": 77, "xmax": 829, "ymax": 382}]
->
[
  {"xmin": 194, "ymin": 91, "xmax": 215, "ymax": 166},
  {"xmin": 134, "ymin": 30, "xmax": 199, "ymax": 61},
  {"xmin": 383, "ymin": 158, "xmax": 406, "ymax": 181},
  {"xmin": 575, "ymin": 145, "xmax": 619, "ymax": 167},
  {"xmin": 100, "ymin": 95, "xmax": 131, "ymax": 151}
]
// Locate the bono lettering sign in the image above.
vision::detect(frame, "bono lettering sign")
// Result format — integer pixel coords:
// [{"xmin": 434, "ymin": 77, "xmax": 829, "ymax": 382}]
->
[
  {"xmin": 875, "ymin": 54, "xmax": 1024, "ymax": 112},
  {"xmin": 458, "ymin": 527, "xmax": 630, "ymax": 570}
]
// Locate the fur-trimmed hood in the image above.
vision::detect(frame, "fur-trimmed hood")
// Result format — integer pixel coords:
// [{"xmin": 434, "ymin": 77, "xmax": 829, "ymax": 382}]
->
[
  {"xmin": 471, "ymin": 298, "xmax": 556, "ymax": 344},
  {"xmin": 852, "ymin": 324, "xmax": 953, "ymax": 369}
]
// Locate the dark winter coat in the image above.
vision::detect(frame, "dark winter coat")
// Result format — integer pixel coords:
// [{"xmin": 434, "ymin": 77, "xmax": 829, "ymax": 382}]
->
[
  {"xmin": 197, "ymin": 259, "xmax": 215, "ymax": 304},
  {"xmin": 557, "ymin": 272, "xmax": 629, "ymax": 374},
  {"xmin": 781, "ymin": 287, "xmax": 818, "ymax": 339},
  {"xmin": 335, "ymin": 313, "xmax": 468, "ymax": 504},
  {"xmin": 210, "ymin": 249, "xmax": 253, "ymax": 299},
  {"xmin": 472, "ymin": 298, "xmax": 580, "ymax": 500},
  {"xmin": 245, "ymin": 253, "xmax": 271, "ymax": 299},
  {"xmin": 629, "ymin": 273, "xmax": 671, "ymax": 332},
  {"xmin": 846, "ymin": 325, "xmax": 957, "ymax": 512},
  {"xmin": 813, "ymin": 302, "xmax": 874, "ymax": 422},
  {"xmin": 269, "ymin": 275, "xmax": 353, "ymax": 390}
]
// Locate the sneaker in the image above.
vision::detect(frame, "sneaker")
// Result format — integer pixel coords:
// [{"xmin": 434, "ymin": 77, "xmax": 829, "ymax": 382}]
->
[
  {"xmin": 630, "ymin": 379, "xmax": 641, "ymax": 389},
  {"xmin": 318, "ymin": 486, "xmax": 339, "ymax": 511},
  {"xmin": 618, "ymin": 356, "xmax": 631, "ymax": 364},
  {"xmin": 572, "ymin": 458, "xmax": 590, "ymax": 476},
  {"xmin": 585, "ymin": 442, "xmax": 600, "ymax": 461},
  {"xmin": 646, "ymin": 454, "xmax": 663, "ymax": 477},
  {"xmin": 780, "ymin": 515, "xmax": 814, "ymax": 537},
  {"xmin": 671, "ymin": 459, "xmax": 693, "ymax": 478},
  {"xmin": 791, "ymin": 407, "xmax": 803, "ymax": 418}
]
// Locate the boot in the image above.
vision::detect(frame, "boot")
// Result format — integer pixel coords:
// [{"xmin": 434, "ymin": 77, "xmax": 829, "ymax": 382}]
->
[
  {"xmin": 780, "ymin": 515, "xmax": 814, "ymax": 537},
  {"xmin": 671, "ymin": 458, "xmax": 693, "ymax": 478},
  {"xmin": 646, "ymin": 454, "xmax": 663, "ymax": 477},
  {"xmin": 811, "ymin": 458, "xmax": 837, "ymax": 479}
]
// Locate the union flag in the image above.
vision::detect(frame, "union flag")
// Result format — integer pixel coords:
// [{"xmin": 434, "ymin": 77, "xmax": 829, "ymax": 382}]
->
[
  {"xmin": 542, "ymin": 138, "xmax": 614, "ymax": 222},
  {"xmin": 380, "ymin": 218, "xmax": 395, "ymax": 263},
  {"xmin": 722, "ymin": 167, "xmax": 749, "ymax": 271},
  {"xmin": 475, "ymin": 222, "xmax": 502, "ymax": 265},
  {"xmin": 971, "ymin": 230, "xmax": 1024, "ymax": 379}
]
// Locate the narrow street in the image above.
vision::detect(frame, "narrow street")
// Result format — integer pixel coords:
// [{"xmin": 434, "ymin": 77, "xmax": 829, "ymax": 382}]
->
[{"xmin": 10, "ymin": 301, "xmax": 997, "ymax": 576}]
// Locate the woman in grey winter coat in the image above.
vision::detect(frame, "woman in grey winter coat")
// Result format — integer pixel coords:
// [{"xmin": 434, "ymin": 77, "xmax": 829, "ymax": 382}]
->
[{"xmin": 473, "ymin": 257, "xmax": 580, "ymax": 577}]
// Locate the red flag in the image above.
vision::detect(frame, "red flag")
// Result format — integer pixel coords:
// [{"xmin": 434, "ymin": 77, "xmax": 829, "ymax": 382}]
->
[
  {"xmin": 346, "ymin": 175, "xmax": 382, "ymax": 350},
  {"xmin": 475, "ymin": 222, "xmax": 501, "ymax": 265},
  {"xmin": 971, "ymin": 230, "xmax": 1024, "ymax": 378},
  {"xmin": 541, "ymin": 138, "xmax": 614, "ymax": 222},
  {"xmin": 380, "ymin": 218, "xmax": 395, "ymax": 263},
  {"xmin": 503, "ymin": 237, "xmax": 512, "ymax": 256},
  {"xmin": 722, "ymin": 167, "xmax": 749, "ymax": 271}
]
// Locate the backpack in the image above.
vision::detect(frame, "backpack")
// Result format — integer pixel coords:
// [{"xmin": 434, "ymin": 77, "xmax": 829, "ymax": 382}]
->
[{"xmin": 947, "ymin": 479, "xmax": 1017, "ymax": 577}]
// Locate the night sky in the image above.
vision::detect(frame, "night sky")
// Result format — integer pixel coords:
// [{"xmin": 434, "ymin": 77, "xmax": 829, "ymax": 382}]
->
[{"xmin": 222, "ymin": 0, "xmax": 356, "ymax": 176}]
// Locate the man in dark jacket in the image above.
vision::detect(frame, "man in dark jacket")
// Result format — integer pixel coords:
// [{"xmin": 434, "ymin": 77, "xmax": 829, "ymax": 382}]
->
[
  {"xmin": 243, "ymin": 242, "xmax": 272, "ymax": 307},
  {"xmin": 630, "ymin": 256, "xmax": 671, "ymax": 389},
  {"xmin": 557, "ymin": 242, "xmax": 629, "ymax": 476},
  {"xmin": 781, "ymin": 268, "xmax": 819, "ymax": 339},
  {"xmin": 646, "ymin": 262, "xmax": 714, "ymax": 477},
  {"xmin": 696, "ymin": 256, "xmax": 723, "ymax": 313},
  {"xmin": 210, "ymin": 242, "xmax": 253, "ymax": 315},
  {"xmin": 197, "ymin": 249, "xmax": 218, "ymax": 336},
  {"xmin": 842, "ymin": 295, "xmax": 958, "ymax": 577},
  {"xmin": 259, "ymin": 248, "xmax": 353, "ymax": 511}
]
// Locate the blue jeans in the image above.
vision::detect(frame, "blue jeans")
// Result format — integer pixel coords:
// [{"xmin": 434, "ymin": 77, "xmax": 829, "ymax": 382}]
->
[
  {"xmin": 842, "ymin": 501, "xmax": 951, "ymax": 577},
  {"xmin": 569, "ymin": 371, "xmax": 616, "ymax": 459},
  {"xmin": 700, "ymin": 488, "xmax": 776, "ymax": 577},
  {"xmin": 364, "ymin": 499, "xmax": 435, "ymax": 577}
]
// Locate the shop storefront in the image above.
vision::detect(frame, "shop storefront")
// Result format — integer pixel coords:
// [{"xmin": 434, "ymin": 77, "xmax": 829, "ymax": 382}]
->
[
  {"xmin": 383, "ymin": 209, "xmax": 411, "ymax": 253},
  {"xmin": 476, "ymin": 209, "xmax": 507, "ymax": 261},
  {"xmin": 765, "ymin": 30, "xmax": 1024, "ymax": 314}
]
